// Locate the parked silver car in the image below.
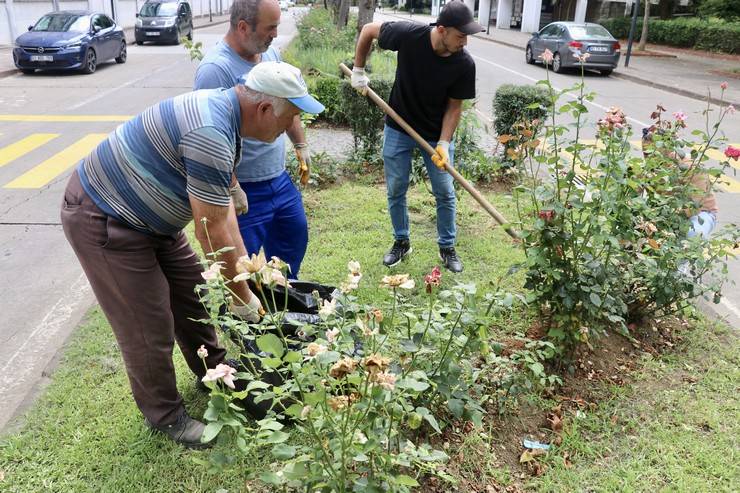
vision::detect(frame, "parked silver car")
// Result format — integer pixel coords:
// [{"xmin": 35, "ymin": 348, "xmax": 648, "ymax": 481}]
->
[{"xmin": 525, "ymin": 22, "xmax": 621, "ymax": 76}]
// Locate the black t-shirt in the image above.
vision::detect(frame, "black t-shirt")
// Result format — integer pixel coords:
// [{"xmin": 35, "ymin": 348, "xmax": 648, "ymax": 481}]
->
[{"xmin": 378, "ymin": 21, "xmax": 476, "ymax": 141}]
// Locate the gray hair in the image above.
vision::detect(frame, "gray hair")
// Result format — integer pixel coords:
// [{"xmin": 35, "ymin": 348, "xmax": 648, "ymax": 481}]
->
[
  {"xmin": 230, "ymin": 0, "xmax": 263, "ymax": 30},
  {"xmin": 240, "ymin": 86, "xmax": 289, "ymax": 116}
]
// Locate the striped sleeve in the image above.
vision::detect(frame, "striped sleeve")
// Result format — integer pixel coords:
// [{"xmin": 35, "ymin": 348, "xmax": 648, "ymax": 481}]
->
[{"xmin": 180, "ymin": 126, "xmax": 235, "ymax": 206}]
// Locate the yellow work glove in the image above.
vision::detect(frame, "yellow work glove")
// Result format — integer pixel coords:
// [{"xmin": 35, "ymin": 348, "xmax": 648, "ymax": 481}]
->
[
  {"xmin": 431, "ymin": 140, "xmax": 450, "ymax": 170},
  {"xmin": 294, "ymin": 142, "xmax": 311, "ymax": 186},
  {"xmin": 230, "ymin": 182, "xmax": 248, "ymax": 215}
]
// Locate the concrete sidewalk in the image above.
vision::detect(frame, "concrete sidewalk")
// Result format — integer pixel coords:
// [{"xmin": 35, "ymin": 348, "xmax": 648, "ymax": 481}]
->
[
  {"xmin": 383, "ymin": 10, "xmax": 739, "ymax": 107},
  {"xmin": 0, "ymin": 13, "xmax": 230, "ymax": 79}
]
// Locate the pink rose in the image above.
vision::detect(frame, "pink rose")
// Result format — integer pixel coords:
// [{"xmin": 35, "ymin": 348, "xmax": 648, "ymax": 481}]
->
[
  {"xmin": 725, "ymin": 145, "xmax": 740, "ymax": 161},
  {"xmin": 720, "ymin": 81, "xmax": 728, "ymax": 90},
  {"xmin": 540, "ymin": 49, "xmax": 554, "ymax": 64}
]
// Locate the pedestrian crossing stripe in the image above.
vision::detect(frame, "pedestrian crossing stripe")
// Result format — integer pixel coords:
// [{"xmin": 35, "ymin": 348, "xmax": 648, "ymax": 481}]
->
[
  {"xmin": 0, "ymin": 134, "xmax": 59, "ymax": 168},
  {"xmin": 4, "ymin": 134, "xmax": 107, "ymax": 189}
]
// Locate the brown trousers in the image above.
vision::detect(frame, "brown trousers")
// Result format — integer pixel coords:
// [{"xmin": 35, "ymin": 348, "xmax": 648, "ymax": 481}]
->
[{"xmin": 61, "ymin": 170, "xmax": 227, "ymax": 426}]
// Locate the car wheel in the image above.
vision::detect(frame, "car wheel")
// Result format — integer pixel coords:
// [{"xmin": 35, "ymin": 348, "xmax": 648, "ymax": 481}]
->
[
  {"xmin": 173, "ymin": 28, "xmax": 181, "ymax": 45},
  {"xmin": 600, "ymin": 69, "xmax": 613, "ymax": 76},
  {"xmin": 115, "ymin": 42, "xmax": 127, "ymax": 63},
  {"xmin": 552, "ymin": 53, "xmax": 564, "ymax": 73},
  {"xmin": 20, "ymin": 68, "xmax": 35, "ymax": 75},
  {"xmin": 187, "ymin": 25, "xmax": 193, "ymax": 41},
  {"xmin": 525, "ymin": 45, "xmax": 535, "ymax": 65},
  {"xmin": 136, "ymin": 40, "xmax": 143, "ymax": 45},
  {"xmin": 81, "ymin": 48, "xmax": 97, "ymax": 74}
]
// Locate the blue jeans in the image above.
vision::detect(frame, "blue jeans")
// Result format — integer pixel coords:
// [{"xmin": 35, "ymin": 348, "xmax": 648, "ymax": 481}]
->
[
  {"xmin": 382, "ymin": 125, "xmax": 457, "ymax": 248},
  {"xmin": 238, "ymin": 171, "xmax": 308, "ymax": 278},
  {"xmin": 687, "ymin": 211, "xmax": 717, "ymax": 239}
]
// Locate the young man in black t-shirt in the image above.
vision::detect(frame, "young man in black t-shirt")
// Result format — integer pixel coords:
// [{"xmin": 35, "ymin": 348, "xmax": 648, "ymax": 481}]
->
[{"xmin": 351, "ymin": 2, "xmax": 481, "ymax": 273}]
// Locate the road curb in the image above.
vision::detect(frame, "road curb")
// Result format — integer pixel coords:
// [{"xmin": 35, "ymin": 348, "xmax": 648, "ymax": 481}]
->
[{"xmin": 610, "ymin": 71, "xmax": 738, "ymax": 108}]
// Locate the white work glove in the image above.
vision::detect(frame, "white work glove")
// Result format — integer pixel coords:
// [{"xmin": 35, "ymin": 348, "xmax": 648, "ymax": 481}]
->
[
  {"xmin": 351, "ymin": 66, "xmax": 370, "ymax": 94},
  {"xmin": 432, "ymin": 140, "xmax": 450, "ymax": 170},
  {"xmin": 294, "ymin": 142, "xmax": 311, "ymax": 186},
  {"xmin": 230, "ymin": 291, "xmax": 263, "ymax": 323},
  {"xmin": 230, "ymin": 182, "xmax": 248, "ymax": 215}
]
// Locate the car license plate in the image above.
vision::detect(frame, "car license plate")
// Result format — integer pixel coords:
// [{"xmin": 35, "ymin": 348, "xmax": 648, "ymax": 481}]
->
[
  {"xmin": 30, "ymin": 55, "xmax": 53, "ymax": 62},
  {"xmin": 589, "ymin": 46, "xmax": 609, "ymax": 53},
  {"xmin": 145, "ymin": 31, "xmax": 161, "ymax": 36}
]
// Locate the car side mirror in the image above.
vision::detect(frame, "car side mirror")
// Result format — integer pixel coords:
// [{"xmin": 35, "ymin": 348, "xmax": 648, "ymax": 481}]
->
[
  {"xmin": 532, "ymin": 32, "xmax": 539, "ymax": 38},
  {"xmin": 92, "ymin": 25, "xmax": 100, "ymax": 33},
  {"xmin": 135, "ymin": 13, "xmax": 139, "ymax": 17},
  {"xmin": 28, "ymin": 25, "xmax": 34, "ymax": 31}
]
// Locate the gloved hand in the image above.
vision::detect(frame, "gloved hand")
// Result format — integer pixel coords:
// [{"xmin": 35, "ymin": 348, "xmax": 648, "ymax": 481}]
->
[
  {"xmin": 431, "ymin": 140, "xmax": 450, "ymax": 170},
  {"xmin": 230, "ymin": 291, "xmax": 263, "ymax": 323},
  {"xmin": 230, "ymin": 182, "xmax": 248, "ymax": 215},
  {"xmin": 351, "ymin": 66, "xmax": 369, "ymax": 95},
  {"xmin": 294, "ymin": 142, "xmax": 311, "ymax": 186}
]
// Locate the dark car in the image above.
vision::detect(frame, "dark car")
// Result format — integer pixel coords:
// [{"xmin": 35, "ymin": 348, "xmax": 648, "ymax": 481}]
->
[
  {"xmin": 525, "ymin": 22, "xmax": 620, "ymax": 76},
  {"xmin": 135, "ymin": 0, "xmax": 193, "ymax": 45},
  {"xmin": 13, "ymin": 11, "xmax": 126, "ymax": 74}
]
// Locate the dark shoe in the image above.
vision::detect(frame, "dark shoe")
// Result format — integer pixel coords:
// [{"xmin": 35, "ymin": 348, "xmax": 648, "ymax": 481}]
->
[
  {"xmin": 383, "ymin": 239, "xmax": 412, "ymax": 267},
  {"xmin": 145, "ymin": 413, "xmax": 213, "ymax": 449},
  {"xmin": 439, "ymin": 247, "xmax": 463, "ymax": 273}
]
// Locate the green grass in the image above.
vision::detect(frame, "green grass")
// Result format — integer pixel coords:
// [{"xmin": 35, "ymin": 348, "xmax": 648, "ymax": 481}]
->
[
  {"xmin": 0, "ymin": 181, "xmax": 521, "ymax": 492},
  {"xmin": 532, "ymin": 319, "xmax": 740, "ymax": 492},
  {"xmin": 1, "ymin": 181, "xmax": 737, "ymax": 491}
]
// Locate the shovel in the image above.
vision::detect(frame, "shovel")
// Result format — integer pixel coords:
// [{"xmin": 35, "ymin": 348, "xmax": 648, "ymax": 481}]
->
[{"xmin": 339, "ymin": 63, "xmax": 519, "ymax": 239}]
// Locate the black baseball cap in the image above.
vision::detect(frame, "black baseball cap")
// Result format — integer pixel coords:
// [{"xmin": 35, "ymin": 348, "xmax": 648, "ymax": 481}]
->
[{"xmin": 430, "ymin": 1, "xmax": 484, "ymax": 35}]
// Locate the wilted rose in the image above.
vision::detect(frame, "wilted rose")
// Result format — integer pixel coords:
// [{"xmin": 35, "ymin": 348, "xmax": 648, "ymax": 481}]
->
[
  {"xmin": 380, "ymin": 274, "xmax": 415, "ymax": 290},
  {"xmin": 424, "ymin": 266, "xmax": 442, "ymax": 293},
  {"xmin": 306, "ymin": 342, "xmax": 327, "ymax": 357},
  {"xmin": 325, "ymin": 327, "xmax": 340, "ymax": 344},
  {"xmin": 328, "ymin": 395, "xmax": 349, "ymax": 411},
  {"xmin": 329, "ymin": 357, "xmax": 357, "ymax": 379},
  {"xmin": 236, "ymin": 249, "xmax": 267, "ymax": 275},
  {"xmin": 372, "ymin": 371, "xmax": 397, "ymax": 391},
  {"xmin": 363, "ymin": 353, "xmax": 391, "ymax": 375},
  {"xmin": 200, "ymin": 262, "xmax": 223, "ymax": 282},
  {"xmin": 197, "ymin": 345, "xmax": 208, "ymax": 359},
  {"xmin": 538, "ymin": 210, "xmax": 556, "ymax": 222}
]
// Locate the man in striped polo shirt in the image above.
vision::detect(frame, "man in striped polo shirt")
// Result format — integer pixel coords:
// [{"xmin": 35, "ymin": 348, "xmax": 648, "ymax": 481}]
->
[{"xmin": 60, "ymin": 62, "xmax": 323, "ymax": 448}]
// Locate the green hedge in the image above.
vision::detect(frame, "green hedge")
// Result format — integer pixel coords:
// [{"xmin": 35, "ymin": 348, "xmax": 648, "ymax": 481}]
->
[
  {"xmin": 307, "ymin": 75, "xmax": 348, "ymax": 125},
  {"xmin": 493, "ymin": 84, "xmax": 549, "ymax": 136},
  {"xmin": 339, "ymin": 79, "xmax": 394, "ymax": 160},
  {"xmin": 598, "ymin": 17, "xmax": 740, "ymax": 54}
]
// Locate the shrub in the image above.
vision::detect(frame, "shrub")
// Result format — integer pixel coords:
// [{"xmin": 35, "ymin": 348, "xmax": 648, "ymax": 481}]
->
[
  {"xmin": 492, "ymin": 84, "xmax": 549, "ymax": 162},
  {"xmin": 307, "ymin": 75, "xmax": 348, "ymax": 125},
  {"xmin": 598, "ymin": 16, "xmax": 740, "ymax": 54},
  {"xmin": 503, "ymin": 67, "xmax": 739, "ymax": 356},
  {"xmin": 340, "ymin": 78, "xmax": 394, "ymax": 162},
  {"xmin": 698, "ymin": 0, "xmax": 740, "ymax": 21}
]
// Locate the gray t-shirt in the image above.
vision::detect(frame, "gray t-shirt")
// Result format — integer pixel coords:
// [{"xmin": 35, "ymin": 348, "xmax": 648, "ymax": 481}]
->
[{"xmin": 194, "ymin": 41, "xmax": 285, "ymax": 183}]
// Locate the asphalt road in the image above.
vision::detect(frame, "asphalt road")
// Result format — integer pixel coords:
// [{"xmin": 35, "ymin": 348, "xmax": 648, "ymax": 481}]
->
[{"xmin": 0, "ymin": 9, "xmax": 737, "ymax": 431}]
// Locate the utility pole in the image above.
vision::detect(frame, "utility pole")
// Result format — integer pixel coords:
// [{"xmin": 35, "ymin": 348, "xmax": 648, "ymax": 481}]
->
[{"xmin": 624, "ymin": 0, "xmax": 640, "ymax": 68}]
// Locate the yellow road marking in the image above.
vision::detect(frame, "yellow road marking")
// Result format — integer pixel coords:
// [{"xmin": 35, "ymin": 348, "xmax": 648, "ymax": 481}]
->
[
  {"xmin": 0, "ymin": 133, "xmax": 59, "ymax": 168},
  {"xmin": 0, "ymin": 115, "xmax": 132, "ymax": 122},
  {"xmin": 716, "ymin": 174, "xmax": 740, "ymax": 193},
  {"xmin": 4, "ymin": 134, "xmax": 106, "ymax": 189}
]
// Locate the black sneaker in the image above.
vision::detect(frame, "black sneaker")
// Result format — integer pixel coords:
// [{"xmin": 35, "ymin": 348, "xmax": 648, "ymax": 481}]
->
[
  {"xmin": 145, "ymin": 412, "xmax": 213, "ymax": 449},
  {"xmin": 383, "ymin": 239, "xmax": 412, "ymax": 267},
  {"xmin": 439, "ymin": 247, "xmax": 463, "ymax": 273}
]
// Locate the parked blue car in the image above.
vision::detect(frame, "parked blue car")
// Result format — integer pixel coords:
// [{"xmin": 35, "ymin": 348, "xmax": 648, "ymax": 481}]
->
[{"xmin": 13, "ymin": 11, "xmax": 127, "ymax": 74}]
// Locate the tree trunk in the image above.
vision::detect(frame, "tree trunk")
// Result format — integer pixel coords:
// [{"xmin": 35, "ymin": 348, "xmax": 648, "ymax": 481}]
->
[
  {"xmin": 336, "ymin": 0, "xmax": 350, "ymax": 28},
  {"xmin": 357, "ymin": 0, "xmax": 375, "ymax": 35},
  {"xmin": 658, "ymin": 0, "xmax": 674, "ymax": 20},
  {"xmin": 637, "ymin": 1, "xmax": 650, "ymax": 52}
]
